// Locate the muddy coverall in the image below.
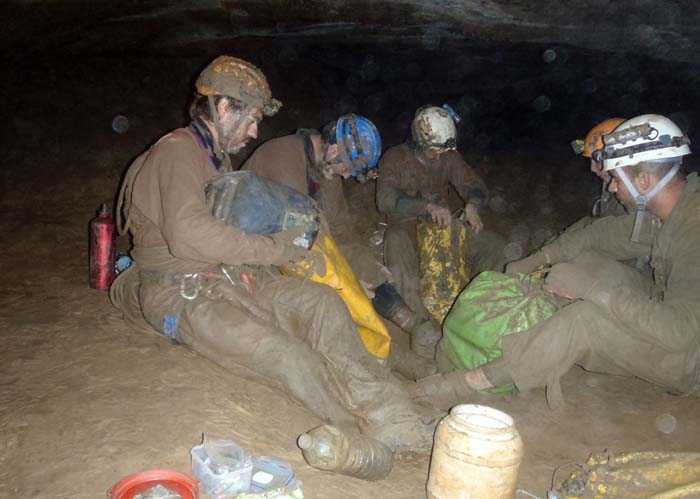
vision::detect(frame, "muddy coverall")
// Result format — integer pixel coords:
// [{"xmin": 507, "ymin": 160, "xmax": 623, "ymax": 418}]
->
[
  {"xmin": 242, "ymin": 131, "xmax": 352, "ymax": 230},
  {"xmin": 110, "ymin": 127, "xmax": 431, "ymax": 450},
  {"xmin": 376, "ymin": 143, "xmax": 489, "ymax": 319},
  {"xmin": 499, "ymin": 173, "xmax": 700, "ymax": 405},
  {"xmin": 242, "ymin": 131, "xmax": 382, "ymax": 285}
]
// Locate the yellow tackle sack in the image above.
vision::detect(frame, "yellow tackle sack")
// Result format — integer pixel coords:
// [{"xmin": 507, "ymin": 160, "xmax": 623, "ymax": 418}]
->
[
  {"xmin": 417, "ymin": 218, "xmax": 471, "ymax": 324},
  {"xmin": 284, "ymin": 233, "xmax": 391, "ymax": 359},
  {"xmin": 551, "ymin": 450, "xmax": 700, "ymax": 498}
]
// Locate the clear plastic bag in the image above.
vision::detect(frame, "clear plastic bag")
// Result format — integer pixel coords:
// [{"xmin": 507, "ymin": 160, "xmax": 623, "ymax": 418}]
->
[
  {"xmin": 235, "ymin": 481, "xmax": 304, "ymax": 499},
  {"xmin": 133, "ymin": 484, "xmax": 182, "ymax": 499},
  {"xmin": 191, "ymin": 437, "xmax": 252, "ymax": 499}
]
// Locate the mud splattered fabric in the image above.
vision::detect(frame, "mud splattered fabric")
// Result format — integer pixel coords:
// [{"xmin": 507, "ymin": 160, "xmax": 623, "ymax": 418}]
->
[
  {"xmin": 501, "ymin": 173, "xmax": 700, "ymax": 404},
  {"xmin": 112, "ymin": 126, "xmax": 433, "ymax": 451},
  {"xmin": 440, "ymin": 272, "xmax": 561, "ymax": 371},
  {"xmin": 416, "ymin": 219, "xmax": 470, "ymax": 323},
  {"xmin": 377, "ymin": 142, "xmax": 487, "ymax": 320}
]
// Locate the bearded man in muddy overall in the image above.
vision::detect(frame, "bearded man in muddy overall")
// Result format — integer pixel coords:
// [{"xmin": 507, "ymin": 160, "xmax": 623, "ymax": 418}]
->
[
  {"xmin": 410, "ymin": 114, "xmax": 700, "ymax": 409},
  {"xmin": 110, "ymin": 55, "xmax": 437, "ymax": 452}
]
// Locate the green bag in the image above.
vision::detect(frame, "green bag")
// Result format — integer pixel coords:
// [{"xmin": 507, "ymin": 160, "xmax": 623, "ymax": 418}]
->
[{"xmin": 440, "ymin": 271, "xmax": 562, "ymax": 371}]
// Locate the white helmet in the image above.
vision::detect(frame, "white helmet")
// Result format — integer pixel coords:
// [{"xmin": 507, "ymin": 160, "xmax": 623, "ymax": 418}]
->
[
  {"xmin": 602, "ymin": 114, "xmax": 691, "ymax": 171},
  {"xmin": 601, "ymin": 114, "xmax": 690, "ymax": 243},
  {"xmin": 411, "ymin": 105, "xmax": 458, "ymax": 151}
]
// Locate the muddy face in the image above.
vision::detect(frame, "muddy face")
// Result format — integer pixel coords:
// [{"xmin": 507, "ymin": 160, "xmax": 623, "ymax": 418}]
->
[{"xmin": 220, "ymin": 107, "xmax": 263, "ymax": 154}]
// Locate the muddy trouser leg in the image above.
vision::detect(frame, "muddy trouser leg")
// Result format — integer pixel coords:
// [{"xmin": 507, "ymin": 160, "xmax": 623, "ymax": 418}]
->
[
  {"xmin": 383, "ymin": 222, "xmax": 429, "ymax": 321},
  {"xmin": 140, "ymin": 274, "xmax": 437, "ymax": 450},
  {"xmin": 137, "ymin": 276, "xmax": 357, "ymax": 428},
  {"xmin": 109, "ymin": 264, "xmax": 158, "ymax": 335},
  {"xmin": 497, "ymin": 251, "xmax": 697, "ymax": 406},
  {"xmin": 255, "ymin": 276, "xmax": 439, "ymax": 451}
]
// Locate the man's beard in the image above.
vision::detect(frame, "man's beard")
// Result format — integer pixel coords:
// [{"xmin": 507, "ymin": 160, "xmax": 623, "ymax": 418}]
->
[
  {"xmin": 219, "ymin": 115, "xmax": 248, "ymax": 154},
  {"xmin": 225, "ymin": 138, "xmax": 248, "ymax": 154}
]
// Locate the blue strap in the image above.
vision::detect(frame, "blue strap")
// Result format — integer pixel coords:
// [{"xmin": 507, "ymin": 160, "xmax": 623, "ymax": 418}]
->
[{"xmin": 163, "ymin": 314, "xmax": 180, "ymax": 340}]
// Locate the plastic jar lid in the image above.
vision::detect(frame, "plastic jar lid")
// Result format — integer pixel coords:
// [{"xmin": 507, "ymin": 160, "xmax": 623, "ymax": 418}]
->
[{"xmin": 108, "ymin": 469, "xmax": 199, "ymax": 499}]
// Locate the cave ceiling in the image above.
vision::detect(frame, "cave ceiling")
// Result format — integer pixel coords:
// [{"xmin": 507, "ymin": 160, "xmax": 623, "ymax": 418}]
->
[{"xmin": 5, "ymin": 0, "xmax": 699, "ymax": 65}]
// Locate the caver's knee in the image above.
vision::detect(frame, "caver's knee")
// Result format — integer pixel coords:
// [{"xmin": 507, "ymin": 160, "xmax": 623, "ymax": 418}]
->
[
  {"xmin": 548, "ymin": 299, "xmax": 599, "ymax": 324},
  {"xmin": 571, "ymin": 250, "xmax": 649, "ymax": 290},
  {"xmin": 572, "ymin": 250, "xmax": 615, "ymax": 268},
  {"xmin": 384, "ymin": 225, "xmax": 414, "ymax": 251},
  {"xmin": 297, "ymin": 279, "xmax": 348, "ymax": 313}
]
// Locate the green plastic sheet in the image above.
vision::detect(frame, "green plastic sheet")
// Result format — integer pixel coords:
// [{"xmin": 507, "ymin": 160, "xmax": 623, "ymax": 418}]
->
[{"xmin": 441, "ymin": 271, "xmax": 561, "ymax": 371}]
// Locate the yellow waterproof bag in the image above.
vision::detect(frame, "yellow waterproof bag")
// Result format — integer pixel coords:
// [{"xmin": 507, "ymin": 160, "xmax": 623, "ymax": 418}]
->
[
  {"xmin": 551, "ymin": 450, "xmax": 700, "ymax": 498},
  {"xmin": 284, "ymin": 233, "xmax": 391, "ymax": 359},
  {"xmin": 417, "ymin": 218, "xmax": 470, "ymax": 324}
]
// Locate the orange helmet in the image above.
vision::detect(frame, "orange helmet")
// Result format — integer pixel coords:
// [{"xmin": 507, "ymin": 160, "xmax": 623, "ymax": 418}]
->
[
  {"xmin": 571, "ymin": 118, "xmax": 626, "ymax": 157},
  {"xmin": 196, "ymin": 55, "xmax": 281, "ymax": 116}
]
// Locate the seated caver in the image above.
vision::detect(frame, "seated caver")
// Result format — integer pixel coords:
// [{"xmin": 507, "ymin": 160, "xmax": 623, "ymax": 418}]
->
[
  {"xmin": 409, "ymin": 114, "xmax": 700, "ymax": 409},
  {"xmin": 571, "ymin": 118, "xmax": 628, "ymax": 221},
  {"xmin": 242, "ymin": 114, "xmax": 380, "ymax": 230},
  {"xmin": 376, "ymin": 105, "xmax": 491, "ymax": 323},
  {"xmin": 242, "ymin": 114, "xmax": 383, "ymax": 284},
  {"xmin": 242, "ymin": 114, "xmax": 442, "ymax": 368},
  {"xmin": 110, "ymin": 55, "xmax": 439, "ymax": 452}
]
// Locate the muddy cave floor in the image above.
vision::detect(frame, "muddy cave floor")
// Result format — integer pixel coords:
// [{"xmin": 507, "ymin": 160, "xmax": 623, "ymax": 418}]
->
[{"xmin": 2, "ymin": 149, "xmax": 700, "ymax": 499}]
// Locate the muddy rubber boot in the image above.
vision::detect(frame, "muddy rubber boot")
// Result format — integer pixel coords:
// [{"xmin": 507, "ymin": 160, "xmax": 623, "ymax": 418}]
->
[
  {"xmin": 389, "ymin": 345, "xmax": 438, "ymax": 380},
  {"xmin": 373, "ymin": 282, "xmax": 441, "ymax": 359},
  {"xmin": 410, "ymin": 319, "xmax": 442, "ymax": 360},
  {"xmin": 407, "ymin": 371, "xmax": 475, "ymax": 411},
  {"xmin": 372, "ymin": 282, "xmax": 421, "ymax": 331},
  {"xmin": 365, "ymin": 405, "xmax": 442, "ymax": 453}
]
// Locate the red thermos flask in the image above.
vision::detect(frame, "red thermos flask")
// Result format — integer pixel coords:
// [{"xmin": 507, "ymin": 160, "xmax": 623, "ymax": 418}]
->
[{"xmin": 89, "ymin": 203, "xmax": 116, "ymax": 290}]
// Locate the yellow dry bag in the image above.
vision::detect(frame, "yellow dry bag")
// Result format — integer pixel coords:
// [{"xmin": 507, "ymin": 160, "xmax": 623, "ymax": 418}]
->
[
  {"xmin": 284, "ymin": 233, "xmax": 391, "ymax": 359},
  {"xmin": 417, "ymin": 218, "xmax": 470, "ymax": 324}
]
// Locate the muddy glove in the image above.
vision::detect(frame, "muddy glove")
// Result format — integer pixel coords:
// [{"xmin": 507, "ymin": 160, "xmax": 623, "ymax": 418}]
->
[
  {"xmin": 544, "ymin": 263, "xmax": 597, "ymax": 300},
  {"xmin": 268, "ymin": 226, "xmax": 310, "ymax": 265},
  {"xmin": 464, "ymin": 203, "xmax": 483, "ymax": 234},
  {"xmin": 426, "ymin": 203, "xmax": 452, "ymax": 227},
  {"xmin": 505, "ymin": 251, "xmax": 548, "ymax": 275}
]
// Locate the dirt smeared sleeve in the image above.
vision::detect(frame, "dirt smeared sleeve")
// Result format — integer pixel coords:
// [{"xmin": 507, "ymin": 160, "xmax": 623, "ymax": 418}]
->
[
  {"xmin": 151, "ymin": 135, "xmax": 289, "ymax": 266},
  {"xmin": 376, "ymin": 146, "xmax": 429, "ymax": 216},
  {"xmin": 589, "ymin": 206, "xmax": 700, "ymax": 353},
  {"xmin": 541, "ymin": 214, "xmax": 653, "ymax": 265},
  {"xmin": 444, "ymin": 151, "xmax": 488, "ymax": 209}
]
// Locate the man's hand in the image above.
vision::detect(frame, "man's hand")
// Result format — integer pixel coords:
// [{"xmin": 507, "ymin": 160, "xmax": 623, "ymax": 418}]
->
[
  {"xmin": 464, "ymin": 203, "xmax": 483, "ymax": 234},
  {"xmin": 505, "ymin": 252, "xmax": 548, "ymax": 275},
  {"xmin": 426, "ymin": 203, "xmax": 452, "ymax": 227},
  {"xmin": 544, "ymin": 263, "xmax": 596, "ymax": 300},
  {"xmin": 268, "ymin": 226, "xmax": 310, "ymax": 265}
]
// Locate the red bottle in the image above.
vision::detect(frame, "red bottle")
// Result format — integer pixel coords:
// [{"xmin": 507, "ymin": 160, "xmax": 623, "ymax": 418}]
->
[{"xmin": 89, "ymin": 203, "xmax": 116, "ymax": 289}]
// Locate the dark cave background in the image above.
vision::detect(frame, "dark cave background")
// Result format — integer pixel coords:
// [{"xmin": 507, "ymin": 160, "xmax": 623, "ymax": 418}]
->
[{"xmin": 3, "ymin": 0, "xmax": 700, "ymax": 241}]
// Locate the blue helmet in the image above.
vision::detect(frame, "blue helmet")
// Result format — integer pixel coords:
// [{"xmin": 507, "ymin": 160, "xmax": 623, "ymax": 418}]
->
[{"xmin": 324, "ymin": 114, "xmax": 382, "ymax": 178}]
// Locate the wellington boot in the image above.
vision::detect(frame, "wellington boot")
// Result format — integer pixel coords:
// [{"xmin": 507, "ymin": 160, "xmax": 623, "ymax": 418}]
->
[
  {"xmin": 365, "ymin": 408, "xmax": 441, "ymax": 453},
  {"xmin": 389, "ymin": 346, "xmax": 438, "ymax": 380},
  {"xmin": 410, "ymin": 320, "xmax": 442, "ymax": 360},
  {"xmin": 406, "ymin": 371, "xmax": 475, "ymax": 411}
]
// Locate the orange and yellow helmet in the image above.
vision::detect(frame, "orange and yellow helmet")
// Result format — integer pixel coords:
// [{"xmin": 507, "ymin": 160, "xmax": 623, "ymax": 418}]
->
[{"xmin": 571, "ymin": 118, "xmax": 625, "ymax": 157}]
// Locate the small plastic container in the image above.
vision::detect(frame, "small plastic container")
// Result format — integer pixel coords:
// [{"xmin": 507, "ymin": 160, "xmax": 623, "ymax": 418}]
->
[
  {"xmin": 249, "ymin": 457, "xmax": 296, "ymax": 492},
  {"xmin": 191, "ymin": 440, "xmax": 252, "ymax": 499}
]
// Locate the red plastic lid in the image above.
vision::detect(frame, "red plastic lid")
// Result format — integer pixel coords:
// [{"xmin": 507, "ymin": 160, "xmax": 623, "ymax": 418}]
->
[{"xmin": 107, "ymin": 469, "xmax": 199, "ymax": 499}]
